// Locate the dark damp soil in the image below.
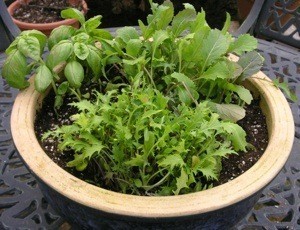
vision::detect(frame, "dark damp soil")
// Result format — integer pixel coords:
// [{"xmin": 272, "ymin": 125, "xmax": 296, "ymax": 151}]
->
[
  {"xmin": 34, "ymin": 87, "xmax": 269, "ymax": 192},
  {"xmin": 12, "ymin": 0, "xmax": 83, "ymax": 23}
]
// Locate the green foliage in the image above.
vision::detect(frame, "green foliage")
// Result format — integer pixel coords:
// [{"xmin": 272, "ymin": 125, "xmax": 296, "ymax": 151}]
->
[
  {"xmin": 3, "ymin": 1, "xmax": 293, "ymax": 196},
  {"xmin": 45, "ymin": 87, "xmax": 245, "ymax": 195}
]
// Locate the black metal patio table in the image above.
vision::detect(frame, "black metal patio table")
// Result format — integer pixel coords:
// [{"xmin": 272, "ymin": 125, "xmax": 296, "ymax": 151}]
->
[{"xmin": 0, "ymin": 38, "xmax": 299, "ymax": 229}]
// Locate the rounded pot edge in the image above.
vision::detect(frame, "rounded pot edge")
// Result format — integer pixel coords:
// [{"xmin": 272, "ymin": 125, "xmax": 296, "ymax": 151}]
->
[
  {"xmin": 7, "ymin": 0, "xmax": 88, "ymax": 35},
  {"xmin": 10, "ymin": 70, "xmax": 294, "ymax": 220}
]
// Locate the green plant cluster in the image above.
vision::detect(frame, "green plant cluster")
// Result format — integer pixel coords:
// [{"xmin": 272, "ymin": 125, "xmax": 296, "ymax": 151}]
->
[
  {"xmin": 44, "ymin": 88, "xmax": 247, "ymax": 195},
  {"xmin": 2, "ymin": 0, "xmax": 289, "ymax": 195}
]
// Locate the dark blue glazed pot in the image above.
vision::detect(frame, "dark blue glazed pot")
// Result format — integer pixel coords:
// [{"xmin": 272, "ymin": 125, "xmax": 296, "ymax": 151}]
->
[{"xmin": 11, "ymin": 70, "xmax": 294, "ymax": 229}]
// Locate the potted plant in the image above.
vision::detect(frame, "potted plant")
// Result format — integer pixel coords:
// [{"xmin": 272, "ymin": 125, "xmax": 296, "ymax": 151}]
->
[
  {"xmin": 7, "ymin": 0, "xmax": 88, "ymax": 35},
  {"xmin": 2, "ymin": 1, "xmax": 294, "ymax": 229}
]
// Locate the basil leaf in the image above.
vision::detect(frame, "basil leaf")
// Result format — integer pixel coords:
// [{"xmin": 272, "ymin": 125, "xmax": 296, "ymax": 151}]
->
[
  {"xmin": 61, "ymin": 8, "xmax": 85, "ymax": 25},
  {"xmin": 48, "ymin": 25, "xmax": 76, "ymax": 50},
  {"xmin": 34, "ymin": 65, "xmax": 53, "ymax": 92},
  {"xmin": 2, "ymin": 50, "xmax": 29, "ymax": 89},
  {"xmin": 18, "ymin": 36, "xmax": 41, "ymax": 61},
  {"xmin": 85, "ymin": 15, "xmax": 102, "ymax": 32},
  {"xmin": 87, "ymin": 49, "xmax": 101, "ymax": 77},
  {"xmin": 74, "ymin": 42, "xmax": 89, "ymax": 60},
  {"xmin": 46, "ymin": 41, "xmax": 73, "ymax": 70},
  {"xmin": 5, "ymin": 37, "xmax": 20, "ymax": 55},
  {"xmin": 64, "ymin": 61, "xmax": 84, "ymax": 88},
  {"xmin": 57, "ymin": 81, "xmax": 69, "ymax": 95},
  {"xmin": 72, "ymin": 32, "xmax": 90, "ymax": 43},
  {"xmin": 20, "ymin": 30, "xmax": 47, "ymax": 53}
]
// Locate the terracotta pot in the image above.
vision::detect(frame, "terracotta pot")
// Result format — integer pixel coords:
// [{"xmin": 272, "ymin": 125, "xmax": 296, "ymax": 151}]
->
[
  {"xmin": 7, "ymin": 0, "xmax": 88, "ymax": 35},
  {"xmin": 11, "ymin": 56, "xmax": 294, "ymax": 229},
  {"xmin": 237, "ymin": 0, "xmax": 255, "ymax": 21}
]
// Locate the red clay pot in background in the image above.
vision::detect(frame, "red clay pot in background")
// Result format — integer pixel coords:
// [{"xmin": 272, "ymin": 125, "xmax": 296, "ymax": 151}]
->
[
  {"xmin": 237, "ymin": 0, "xmax": 254, "ymax": 21},
  {"xmin": 7, "ymin": 0, "xmax": 88, "ymax": 36}
]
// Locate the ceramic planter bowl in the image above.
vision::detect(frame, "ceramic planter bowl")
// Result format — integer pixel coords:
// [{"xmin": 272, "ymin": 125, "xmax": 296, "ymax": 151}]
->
[
  {"xmin": 7, "ymin": 0, "xmax": 88, "ymax": 35},
  {"xmin": 11, "ymin": 63, "xmax": 294, "ymax": 229}
]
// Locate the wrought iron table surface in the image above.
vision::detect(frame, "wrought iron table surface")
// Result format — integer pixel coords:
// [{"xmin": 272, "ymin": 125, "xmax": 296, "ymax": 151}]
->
[{"xmin": 0, "ymin": 39, "xmax": 299, "ymax": 230}]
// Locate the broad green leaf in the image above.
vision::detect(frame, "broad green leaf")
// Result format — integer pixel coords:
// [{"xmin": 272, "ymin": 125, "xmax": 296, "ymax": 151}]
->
[
  {"xmin": 142, "ymin": 2, "xmax": 173, "ymax": 38},
  {"xmin": 237, "ymin": 51, "xmax": 264, "ymax": 82},
  {"xmin": 5, "ymin": 37, "xmax": 20, "ymax": 55},
  {"xmin": 64, "ymin": 61, "xmax": 84, "ymax": 88},
  {"xmin": 46, "ymin": 41, "xmax": 73, "ymax": 70},
  {"xmin": 177, "ymin": 86, "xmax": 199, "ymax": 106},
  {"xmin": 89, "ymin": 29, "xmax": 113, "ymax": 40},
  {"xmin": 173, "ymin": 168, "xmax": 189, "ymax": 195},
  {"xmin": 34, "ymin": 65, "xmax": 53, "ymax": 92},
  {"xmin": 61, "ymin": 8, "xmax": 85, "ymax": 25},
  {"xmin": 201, "ymin": 61, "xmax": 230, "ymax": 80},
  {"xmin": 87, "ymin": 49, "xmax": 101, "ymax": 77},
  {"xmin": 221, "ymin": 12, "xmax": 231, "ymax": 34},
  {"xmin": 74, "ymin": 42, "xmax": 89, "ymax": 60},
  {"xmin": 138, "ymin": 19, "xmax": 153, "ymax": 39},
  {"xmin": 159, "ymin": 154, "xmax": 185, "ymax": 171},
  {"xmin": 182, "ymin": 29, "xmax": 209, "ymax": 63},
  {"xmin": 57, "ymin": 81, "xmax": 69, "ymax": 95},
  {"xmin": 213, "ymin": 103, "xmax": 246, "ymax": 122},
  {"xmin": 225, "ymin": 83, "xmax": 253, "ymax": 104},
  {"xmin": 172, "ymin": 7, "xmax": 196, "ymax": 37},
  {"xmin": 20, "ymin": 30, "xmax": 47, "ymax": 52},
  {"xmin": 273, "ymin": 79, "xmax": 297, "ymax": 102},
  {"xmin": 183, "ymin": 3, "xmax": 195, "ymax": 10},
  {"xmin": 72, "ymin": 32, "xmax": 90, "ymax": 43},
  {"xmin": 199, "ymin": 30, "xmax": 230, "ymax": 71},
  {"xmin": 116, "ymin": 27, "xmax": 139, "ymax": 43},
  {"xmin": 2, "ymin": 50, "xmax": 29, "ymax": 89},
  {"xmin": 171, "ymin": 72, "xmax": 195, "ymax": 89},
  {"xmin": 222, "ymin": 123, "xmax": 247, "ymax": 151},
  {"xmin": 126, "ymin": 39, "xmax": 143, "ymax": 57},
  {"xmin": 190, "ymin": 11, "xmax": 209, "ymax": 33},
  {"xmin": 85, "ymin": 15, "xmax": 102, "ymax": 32},
  {"xmin": 18, "ymin": 36, "xmax": 40, "ymax": 61},
  {"xmin": 155, "ymin": 1, "xmax": 174, "ymax": 30},
  {"xmin": 48, "ymin": 26, "xmax": 76, "ymax": 50},
  {"xmin": 228, "ymin": 34, "xmax": 258, "ymax": 55}
]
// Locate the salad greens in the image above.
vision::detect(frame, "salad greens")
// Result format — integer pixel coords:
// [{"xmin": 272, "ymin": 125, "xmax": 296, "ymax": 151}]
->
[{"xmin": 2, "ymin": 0, "xmax": 293, "ymax": 195}]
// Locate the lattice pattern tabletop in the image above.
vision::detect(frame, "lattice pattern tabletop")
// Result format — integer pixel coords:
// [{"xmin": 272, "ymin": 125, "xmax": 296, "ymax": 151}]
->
[{"xmin": 0, "ymin": 39, "xmax": 299, "ymax": 229}]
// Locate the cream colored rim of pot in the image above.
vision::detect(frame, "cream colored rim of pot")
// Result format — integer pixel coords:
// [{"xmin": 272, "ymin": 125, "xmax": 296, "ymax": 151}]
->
[{"xmin": 11, "ymin": 70, "xmax": 294, "ymax": 218}]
